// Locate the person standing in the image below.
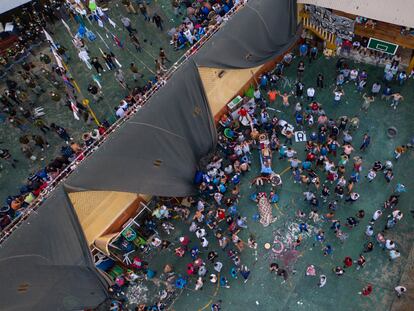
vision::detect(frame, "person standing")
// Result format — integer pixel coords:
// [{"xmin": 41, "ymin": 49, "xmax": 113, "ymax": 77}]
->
[
  {"xmin": 152, "ymin": 13, "xmax": 164, "ymax": 31},
  {"xmin": 103, "ymin": 52, "xmax": 116, "ymax": 70},
  {"xmin": 91, "ymin": 57, "xmax": 104, "ymax": 74},
  {"xmin": 50, "ymin": 123, "xmax": 72, "ymax": 144},
  {"xmin": 307, "ymin": 87, "xmax": 315, "ymax": 101},
  {"xmin": 316, "ymin": 73, "xmax": 324, "ymax": 88},
  {"xmin": 87, "ymin": 84, "xmax": 103, "ymax": 102},
  {"xmin": 114, "ymin": 69, "xmax": 129, "ymax": 90},
  {"xmin": 0, "ymin": 148, "xmax": 18, "ymax": 168},
  {"xmin": 121, "ymin": 0, "xmax": 136, "ymax": 14},
  {"xmin": 129, "ymin": 33, "xmax": 142, "ymax": 52},
  {"xmin": 370, "ymin": 82, "xmax": 381, "ymax": 96},
  {"xmin": 299, "ymin": 43, "xmax": 308, "ymax": 57},
  {"xmin": 333, "ymin": 88, "xmax": 344, "ymax": 105},
  {"xmin": 155, "ymin": 58, "xmax": 167, "ymax": 74},
  {"xmin": 139, "ymin": 3, "xmax": 150, "ymax": 21},
  {"xmin": 171, "ymin": 0, "xmax": 181, "ymax": 16},
  {"xmin": 121, "ymin": 16, "xmax": 136, "ymax": 35},
  {"xmin": 309, "ymin": 46, "xmax": 318, "ymax": 62},
  {"xmin": 361, "ymin": 93, "xmax": 375, "ymax": 111},
  {"xmin": 32, "ymin": 135, "xmax": 50, "ymax": 151},
  {"xmin": 360, "ymin": 133, "xmax": 371, "ymax": 151},
  {"xmin": 390, "ymin": 93, "xmax": 404, "ymax": 110},
  {"xmin": 398, "ymin": 71, "xmax": 407, "ymax": 85},
  {"xmin": 297, "ymin": 61, "xmax": 305, "ymax": 81},
  {"xmin": 296, "ymin": 81, "xmax": 304, "ymax": 97},
  {"xmin": 129, "ymin": 63, "xmax": 144, "ymax": 81},
  {"xmin": 159, "ymin": 48, "xmax": 170, "ymax": 64}
]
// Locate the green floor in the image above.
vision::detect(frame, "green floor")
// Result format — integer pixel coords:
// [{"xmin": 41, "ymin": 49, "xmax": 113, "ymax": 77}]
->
[
  {"xmin": 1, "ymin": 4, "xmax": 413, "ymax": 309},
  {"xmin": 127, "ymin": 56, "xmax": 414, "ymax": 310},
  {"xmin": 0, "ymin": 0, "xmax": 182, "ymax": 202}
]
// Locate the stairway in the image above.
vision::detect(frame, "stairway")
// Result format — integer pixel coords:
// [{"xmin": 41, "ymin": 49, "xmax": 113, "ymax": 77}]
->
[{"xmin": 301, "ymin": 13, "xmax": 337, "ymax": 50}]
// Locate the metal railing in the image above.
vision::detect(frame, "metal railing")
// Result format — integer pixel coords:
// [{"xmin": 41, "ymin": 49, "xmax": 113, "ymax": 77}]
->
[{"xmin": 0, "ymin": 2, "xmax": 248, "ymax": 244}]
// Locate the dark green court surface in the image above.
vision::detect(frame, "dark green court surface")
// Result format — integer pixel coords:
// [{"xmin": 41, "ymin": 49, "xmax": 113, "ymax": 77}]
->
[
  {"xmin": 121, "ymin": 56, "xmax": 414, "ymax": 311},
  {"xmin": 0, "ymin": 0, "xmax": 183, "ymax": 202}
]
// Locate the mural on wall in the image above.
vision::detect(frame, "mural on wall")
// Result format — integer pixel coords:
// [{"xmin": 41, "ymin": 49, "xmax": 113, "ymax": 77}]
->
[{"xmin": 305, "ymin": 5, "xmax": 355, "ymax": 40}]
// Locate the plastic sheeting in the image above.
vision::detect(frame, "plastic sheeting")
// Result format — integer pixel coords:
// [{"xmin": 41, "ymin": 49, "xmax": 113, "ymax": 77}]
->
[
  {"xmin": 0, "ymin": 1, "xmax": 298, "ymax": 309},
  {"xmin": 0, "ymin": 187, "xmax": 109, "ymax": 311},
  {"xmin": 66, "ymin": 60, "xmax": 217, "ymax": 197},
  {"xmin": 194, "ymin": 0, "xmax": 298, "ymax": 69},
  {"xmin": 65, "ymin": 0, "xmax": 297, "ymax": 197},
  {"xmin": 0, "ymin": 0, "xmax": 31, "ymax": 15}
]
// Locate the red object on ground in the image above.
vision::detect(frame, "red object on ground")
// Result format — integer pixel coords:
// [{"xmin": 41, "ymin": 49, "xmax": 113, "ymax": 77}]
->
[
  {"xmin": 180, "ymin": 236, "xmax": 190, "ymax": 246},
  {"xmin": 362, "ymin": 284, "xmax": 373, "ymax": 296},
  {"xmin": 344, "ymin": 256, "xmax": 353, "ymax": 267}
]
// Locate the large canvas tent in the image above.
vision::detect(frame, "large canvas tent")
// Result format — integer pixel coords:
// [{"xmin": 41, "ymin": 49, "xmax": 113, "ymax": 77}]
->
[{"xmin": 0, "ymin": 0, "xmax": 298, "ymax": 310}]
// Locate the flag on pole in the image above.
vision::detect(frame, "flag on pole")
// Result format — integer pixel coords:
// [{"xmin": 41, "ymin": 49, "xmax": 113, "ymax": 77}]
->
[
  {"xmin": 108, "ymin": 17, "xmax": 116, "ymax": 28},
  {"xmin": 112, "ymin": 34, "xmax": 123, "ymax": 48},
  {"xmin": 97, "ymin": 32, "xmax": 110, "ymax": 50},
  {"xmin": 61, "ymin": 19, "xmax": 73, "ymax": 37},
  {"xmin": 44, "ymin": 29, "xmax": 65, "ymax": 69},
  {"xmin": 70, "ymin": 100, "xmax": 80, "ymax": 120},
  {"xmin": 43, "ymin": 29, "xmax": 57, "ymax": 49}
]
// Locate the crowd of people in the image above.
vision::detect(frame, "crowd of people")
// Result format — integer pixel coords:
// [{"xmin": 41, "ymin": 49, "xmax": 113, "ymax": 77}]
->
[
  {"xmin": 0, "ymin": 0, "xmax": 249, "ymax": 239},
  {"xmin": 105, "ymin": 41, "xmax": 411, "ymax": 309},
  {"xmin": 0, "ymin": 2, "xmax": 412, "ymax": 310},
  {"xmin": 0, "ymin": 0, "xmax": 246, "ymax": 233}
]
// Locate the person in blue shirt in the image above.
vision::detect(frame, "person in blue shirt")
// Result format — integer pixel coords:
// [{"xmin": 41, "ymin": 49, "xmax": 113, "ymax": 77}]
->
[
  {"xmin": 359, "ymin": 133, "xmax": 371, "ymax": 151},
  {"xmin": 299, "ymin": 43, "xmax": 308, "ymax": 57},
  {"xmin": 383, "ymin": 70, "xmax": 394, "ymax": 84},
  {"xmin": 295, "ymin": 112, "xmax": 304, "ymax": 126},
  {"xmin": 309, "ymin": 46, "xmax": 318, "ymax": 62},
  {"xmin": 218, "ymin": 183, "xmax": 226, "ymax": 193},
  {"xmin": 328, "ymin": 140, "xmax": 339, "ymax": 156},
  {"xmin": 318, "ymin": 132, "xmax": 327, "ymax": 144},
  {"xmin": 381, "ymin": 86, "xmax": 392, "ymax": 101},
  {"xmin": 260, "ymin": 74, "xmax": 268, "ymax": 89},
  {"xmin": 323, "ymin": 244, "xmax": 333, "ymax": 256},
  {"xmin": 320, "ymin": 145, "xmax": 328, "ymax": 157},
  {"xmin": 302, "ymin": 160, "xmax": 312, "ymax": 170},
  {"xmin": 299, "ymin": 222, "xmax": 308, "ymax": 232}
]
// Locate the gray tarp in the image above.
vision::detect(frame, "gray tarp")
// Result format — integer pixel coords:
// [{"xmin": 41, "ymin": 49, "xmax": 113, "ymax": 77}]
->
[
  {"xmin": 0, "ymin": 0, "xmax": 298, "ymax": 309},
  {"xmin": 66, "ymin": 0, "xmax": 297, "ymax": 197},
  {"xmin": 0, "ymin": 187, "xmax": 109, "ymax": 311},
  {"xmin": 195, "ymin": 0, "xmax": 298, "ymax": 69},
  {"xmin": 66, "ymin": 60, "xmax": 217, "ymax": 197}
]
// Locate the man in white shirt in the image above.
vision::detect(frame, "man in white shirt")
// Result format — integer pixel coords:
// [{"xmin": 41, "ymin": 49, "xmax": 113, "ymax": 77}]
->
[
  {"xmin": 350, "ymin": 69, "xmax": 358, "ymax": 81},
  {"xmin": 303, "ymin": 191, "xmax": 315, "ymax": 201},
  {"xmin": 333, "ymin": 88, "xmax": 344, "ymax": 104},
  {"xmin": 389, "ymin": 249, "xmax": 400, "ymax": 260},
  {"xmin": 201, "ymin": 237, "xmax": 209, "ymax": 248},
  {"xmin": 370, "ymin": 210, "xmax": 382, "ymax": 224},
  {"xmin": 196, "ymin": 228, "xmax": 206, "ymax": 239},
  {"xmin": 307, "ymin": 87, "xmax": 315, "ymax": 101},
  {"xmin": 115, "ymin": 106, "xmax": 125, "ymax": 118},
  {"xmin": 385, "ymin": 239, "xmax": 396, "ymax": 250},
  {"xmin": 286, "ymin": 147, "xmax": 297, "ymax": 158},
  {"xmin": 392, "ymin": 210, "xmax": 403, "ymax": 221},
  {"xmin": 214, "ymin": 261, "xmax": 223, "ymax": 272}
]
